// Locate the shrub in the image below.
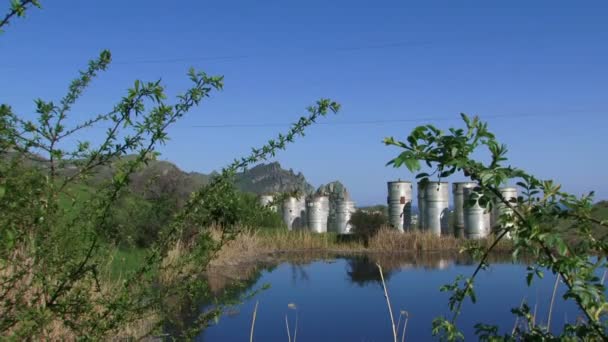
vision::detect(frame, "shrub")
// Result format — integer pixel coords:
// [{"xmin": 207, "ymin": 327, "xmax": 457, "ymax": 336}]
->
[{"xmin": 350, "ymin": 210, "xmax": 388, "ymax": 243}]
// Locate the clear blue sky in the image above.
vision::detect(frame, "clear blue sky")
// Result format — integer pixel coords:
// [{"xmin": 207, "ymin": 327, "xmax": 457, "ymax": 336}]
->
[{"xmin": 2, "ymin": 1, "xmax": 607, "ymax": 205}]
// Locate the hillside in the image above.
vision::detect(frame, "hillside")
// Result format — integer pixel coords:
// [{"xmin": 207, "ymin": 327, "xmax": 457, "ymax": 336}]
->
[
  {"xmin": 592, "ymin": 201, "xmax": 608, "ymax": 219},
  {"xmin": 2, "ymin": 152, "xmax": 313, "ymax": 198}
]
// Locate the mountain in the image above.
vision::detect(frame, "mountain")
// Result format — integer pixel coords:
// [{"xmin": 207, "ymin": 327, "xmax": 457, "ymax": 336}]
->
[
  {"xmin": 234, "ymin": 162, "xmax": 314, "ymax": 195},
  {"xmin": 107, "ymin": 160, "xmax": 314, "ymax": 197},
  {"xmin": 2, "ymin": 152, "xmax": 314, "ymax": 198}
]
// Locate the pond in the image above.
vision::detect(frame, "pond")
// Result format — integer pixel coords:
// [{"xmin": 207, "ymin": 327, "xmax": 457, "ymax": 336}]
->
[{"xmin": 198, "ymin": 253, "xmax": 580, "ymax": 341}]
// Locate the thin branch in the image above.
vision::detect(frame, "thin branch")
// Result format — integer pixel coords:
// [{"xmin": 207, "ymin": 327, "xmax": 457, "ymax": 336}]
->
[
  {"xmin": 546, "ymin": 273, "xmax": 560, "ymax": 333},
  {"xmin": 512, "ymin": 297, "xmax": 526, "ymax": 335},
  {"xmin": 285, "ymin": 315, "xmax": 291, "ymax": 342},
  {"xmin": 377, "ymin": 263, "xmax": 397, "ymax": 342},
  {"xmin": 401, "ymin": 311, "xmax": 409, "ymax": 342},
  {"xmin": 293, "ymin": 311, "xmax": 298, "ymax": 342},
  {"xmin": 0, "ymin": 0, "xmax": 39, "ymax": 30},
  {"xmin": 249, "ymin": 301, "xmax": 259, "ymax": 342}
]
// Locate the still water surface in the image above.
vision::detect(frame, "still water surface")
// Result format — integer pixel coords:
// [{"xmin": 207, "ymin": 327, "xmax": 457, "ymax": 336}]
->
[{"xmin": 199, "ymin": 253, "xmax": 579, "ymax": 341}]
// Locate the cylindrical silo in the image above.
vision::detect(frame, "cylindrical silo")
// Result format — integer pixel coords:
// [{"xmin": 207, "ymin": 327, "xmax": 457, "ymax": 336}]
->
[
  {"xmin": 307, "ymin": 195, "xmax": 330, "ymax": 233},
  {"xmin": 259, "ymin": 194, "xmax": 278, "ymax": 212},
  {"xmin": 335, "ymin": 200, "xmax": 356, "ymax": 234},
  {"xmin": 282, "ymin": 196, "xmax": 306, "ymax": 231},
  {"xmin": 417, "ymin": 181, "xmax": 426, "ymax": 230},
  {"xmin": 463, "ymin": 187, "xmax": 491, "ymax": 239},
  {"xmin": 492, "ymin": 187, "xmax": 518, "ymax": 237},
  {"xmin": 424, "ymin": 182, "xmax": 449, "ymax": 236},
  {"xmin": 387, "ymin": 181, "xmax": 413, "ymax": 232},
  {"xmin": 452, "ymin": 182, "xmax": 477, "ymax": 238}
]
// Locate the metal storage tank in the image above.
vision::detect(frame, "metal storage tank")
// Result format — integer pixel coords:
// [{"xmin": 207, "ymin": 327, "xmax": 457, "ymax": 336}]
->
[
  {"xmin": 335, "ymin": 200, "xmax": 356, "ymax": 234},
  {"xmin": 282, "ymin": 196, "xmax": 306, "ymax": 230},
  {"xmin": 306, "ymin": 195, "xmax": 330, "ymax": 233},
  {"xmin": 259, "ymin": 194, "xmax": 278, "ymax": 212},
  {"xmin": 463, "ymin": 187, "xmax": 491, "ymax": 239},
  {"xmin": 452, "ymin": 182, "xmax": 477, "ymax": 238},
  {"xmin": 387, "ymin": 181, "xmax": 412, "ymax": 232},
  {"xmin": 417, "ymin": 182, "xmax": 426, "ymax": 230},
  {"xmin": 423, "ymin": 182, "xmax": 449, "ymax": 236},
  {"xmin": 492, "ymin": 187, "xmax": 518, "ymax": 236}
]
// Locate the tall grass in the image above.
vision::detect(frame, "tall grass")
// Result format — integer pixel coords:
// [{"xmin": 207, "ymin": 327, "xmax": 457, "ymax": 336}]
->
[
  {"xmin": 208, "ymin": 226, "xmax": 512, "ymax": 267},
  {"xmin": 155, "ymin": 226, "xmax": 518, "ymax": 293},
  {"xmin": 106, "ymin": 247, "xmax": 148, "ymax": 280},
  {"xmin": 0, "ymin": 243, "xmax": 165, "ymax": 339},
  {"xmin": 256, "ymin": 229, "xmax": 351, "ymax": 252},
  {"xmin": 367, "ymin": 228, "xmax": 461, "ymax": 252}
]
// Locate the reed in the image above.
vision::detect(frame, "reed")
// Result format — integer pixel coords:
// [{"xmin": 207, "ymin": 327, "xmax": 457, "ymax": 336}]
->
[
  {"xmin": 207, "ymin": 227, "xmax": 512, "ymax": 264},
  {"xmin": 250, "ymin": 301, "xmax": 259, "ymax": 342},
  {"xmin": 377, "ymin": 263, "xmax": 398, "ymax": 342},
  {"xmin": 546, "ymin": 274, "xmax": 561, "ymax": 332}
]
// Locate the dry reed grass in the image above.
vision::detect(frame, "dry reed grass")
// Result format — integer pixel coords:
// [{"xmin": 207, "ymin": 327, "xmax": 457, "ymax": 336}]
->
[
  {"xmin": 207, "ymin": 226, "xmax": 512, "ymax": 265},
  {"xmin": 0, "ymin": 239, "xmax": 195, "ymax": 340},
  {"xmin": 367, "ymin": 227, "xmax": 461, "ymax": 252}
]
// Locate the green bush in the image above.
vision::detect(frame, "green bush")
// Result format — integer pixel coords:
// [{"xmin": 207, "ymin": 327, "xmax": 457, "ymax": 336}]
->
[
  {"xmin": 0, "ymin": 3, "xmax": 340, "ymax": 338},
  {"xmin": 236, "ymin": 192, "xmax": 285, "ymax": 230},
  {"xmin": 350, "ymin": 210, "xmax": 388, "ymax": 242}
]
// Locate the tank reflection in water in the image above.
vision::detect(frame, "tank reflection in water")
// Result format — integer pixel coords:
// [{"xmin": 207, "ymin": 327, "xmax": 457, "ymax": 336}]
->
[{"xmin": 197, "ymin": 253, "xmax": 580, "ymax": 341}]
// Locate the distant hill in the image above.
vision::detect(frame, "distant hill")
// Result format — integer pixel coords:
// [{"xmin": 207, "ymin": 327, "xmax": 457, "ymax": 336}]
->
[
  {"xmin": 593, "ymin": 201, "xmax": 608, "ymax": 218},
  {"xmin": 2, "ymin": 152, "xmax": 314, "ymax": 198}
]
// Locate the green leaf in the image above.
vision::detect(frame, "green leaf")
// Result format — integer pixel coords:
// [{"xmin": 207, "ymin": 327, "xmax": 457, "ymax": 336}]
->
[
  {"xmin": 404, "ymin": 158, "xmax": 421, "ymax": 172},
  {"xmin": 535, "ymin": 269, "xmax": 544, "ymax": 279},
  {"xmin": 526, "ymin": 269, "xmax": 534, "ymax": 286},
  {"xmin": 556, "ymin": 239, "xmax": 568, "ymax": 256}
]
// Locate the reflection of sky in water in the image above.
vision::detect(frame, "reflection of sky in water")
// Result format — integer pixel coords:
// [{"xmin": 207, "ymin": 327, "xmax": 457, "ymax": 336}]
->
[{"xmin": 199, "ymin": 255, "xmax": 581, "ymax": 341}]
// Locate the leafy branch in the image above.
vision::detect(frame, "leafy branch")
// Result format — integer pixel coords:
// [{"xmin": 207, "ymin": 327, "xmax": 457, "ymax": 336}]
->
[
  {"xmin": 0, "ymin": 0, "xmax": 41, "ymax": 32},
  {"xmin": 385, "ymin": 113, "xmax": 608, "ymax": 340}
]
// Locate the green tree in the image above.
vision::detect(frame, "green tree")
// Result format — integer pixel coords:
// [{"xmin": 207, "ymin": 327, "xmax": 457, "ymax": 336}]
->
[
  {"xmin": 385, "ymin": 114, "xmax": 608, "ymax": 340},
  {"xmin": 350, "ymin": 210, "xmax": 388, "ymax": 245},
  {"xmin": 0, "ymin": 2, "xmax": 339, "ymax": 338}
]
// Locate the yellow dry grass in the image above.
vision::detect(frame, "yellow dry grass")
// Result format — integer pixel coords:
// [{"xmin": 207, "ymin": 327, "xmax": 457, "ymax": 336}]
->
[
  {"xmin": 0, "ymin": 241, "xmax": 188, "ymax": 340},
  {"xmin": 208, "ymin": 226, "xmax": 512, "ymax": 266}
]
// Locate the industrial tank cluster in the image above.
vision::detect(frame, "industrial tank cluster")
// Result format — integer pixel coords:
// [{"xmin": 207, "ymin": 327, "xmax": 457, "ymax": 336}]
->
[
  {"xmin": 258, "ymin": 194, "xmax": 357, "ymax": 234},
  {"xmin": 387, "ymin": 180, "xmax": 518, "ymax": 239}
]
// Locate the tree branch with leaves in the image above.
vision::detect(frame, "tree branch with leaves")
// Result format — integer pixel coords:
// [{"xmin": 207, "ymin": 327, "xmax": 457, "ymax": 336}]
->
[{"xmin": 385, "ymin": 113, "xmax": 608, "ymax": 340}]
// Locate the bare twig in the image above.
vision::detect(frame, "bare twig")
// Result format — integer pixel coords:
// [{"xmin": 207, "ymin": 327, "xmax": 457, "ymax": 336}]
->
[
  {"xmin": 547, "ymin": 273, "xmax": 560, "ymax": 332},
  {"xmin": 249, "ymin": 301, "xmax": 259, "ymax": 342},
  {"xmin": 512, "ymin": 297, "xmax": 526, "ymax": 335},
  {"xmin": 285, "ymin": 315, "xmax": 291, "ymax": 342},
  {"xmin": 294, "ymin": 311, "xmax": 298, "ymax": 342},
  {"xmin": 396, "ymin": 313, "xmax": 402, "ymax": 337},
  {"xmin": 401, "ymin": 311, "xmax": 409, "ymax": 342},
  {"xmin": 377, "ymin": 263, "xmax": 397, "ymax": 342}
]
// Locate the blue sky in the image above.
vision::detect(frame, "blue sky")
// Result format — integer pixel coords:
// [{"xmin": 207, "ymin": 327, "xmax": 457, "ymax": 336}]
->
[{"xmin": 1, "ymin": 1, "xmax": 607, "ymax": 205}]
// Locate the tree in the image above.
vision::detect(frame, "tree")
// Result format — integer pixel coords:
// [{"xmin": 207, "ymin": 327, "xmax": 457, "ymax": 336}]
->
[
  {"xmin": 385, "ymin": 114, "xmax": 608, "ymax": 340},
  {"xmin": 0, "ymin": 2, "xmax": 340, "ymax": 338},
  {"xmin": 350, "ymin": 210, "xmax": 388, "ymax": 245}
]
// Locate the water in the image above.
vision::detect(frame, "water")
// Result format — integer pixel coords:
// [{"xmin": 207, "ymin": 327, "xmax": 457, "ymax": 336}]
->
[{"xmin": 198, "ymin": 253, "xmax": 580, "ymax": 341}]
